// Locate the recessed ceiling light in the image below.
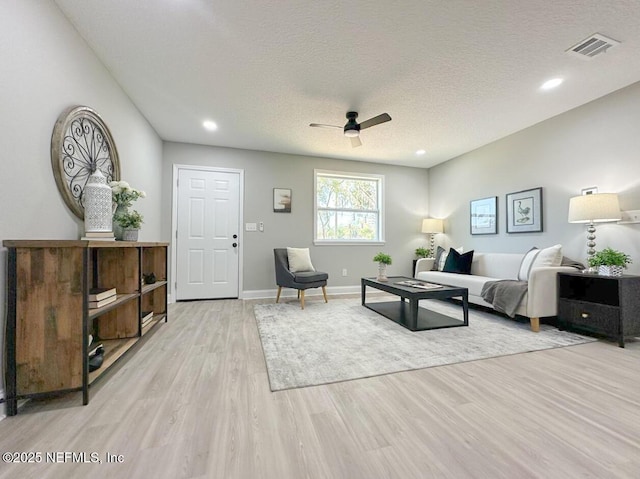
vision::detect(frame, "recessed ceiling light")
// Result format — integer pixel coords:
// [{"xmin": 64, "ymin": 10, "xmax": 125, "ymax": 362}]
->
[
  {"xmin": 540, "ymin": 78, "xmax": 564, "ymax": 91},
  {"xmin": 203, "ymin": 120, "xmax": 218, "ymax": 131},
  {"xmin": 416, "ymin": 149, "xmax": 426, "ymax": 156}
]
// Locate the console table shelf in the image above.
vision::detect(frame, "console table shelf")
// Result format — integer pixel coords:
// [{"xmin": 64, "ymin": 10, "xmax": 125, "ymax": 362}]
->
[{"xmin": 3, "ymin": 240, "xmax": 169, "ymax": 416}]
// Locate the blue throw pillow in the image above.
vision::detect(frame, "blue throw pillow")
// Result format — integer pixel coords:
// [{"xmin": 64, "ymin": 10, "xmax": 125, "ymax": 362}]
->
[{"xmin": 443, "ymin": 248, "xmax": 474, "ymax": 274}]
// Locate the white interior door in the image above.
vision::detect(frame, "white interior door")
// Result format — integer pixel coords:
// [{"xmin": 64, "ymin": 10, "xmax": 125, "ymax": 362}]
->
[{"xmin": 176, "ymin": 168, "xmax": 240, "ymax": 300}]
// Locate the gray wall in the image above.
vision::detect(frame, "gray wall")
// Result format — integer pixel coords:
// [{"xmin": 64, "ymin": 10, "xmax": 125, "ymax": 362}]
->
[
  {"xmin": 0, "ymin": 1, "xmax": 164, "ymax": 403},
  {"xmin": 162, "ymin": 143, "xmax": 430, "ymax": 296},
  {"xmin": 429, "ymin": 80, "xmax": 640, "ymax": 274}
]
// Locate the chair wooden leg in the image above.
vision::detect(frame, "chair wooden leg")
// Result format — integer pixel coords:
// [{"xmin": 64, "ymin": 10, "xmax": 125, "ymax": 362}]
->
[
  {"xmin": 276, "ymin": 286, "xmax": 282, "ymax": 303},
  {"xmin": 322, "ymin": 285, "xmax": 328, "ymax": 303},
  {"xmin": 530, "ymin": 317, "xmax": 540, "ymax": 332},
  {"xmin": 297, "ymin": 290, "xmax": 300, "ymax": 299},
  {"xmin": 300, "ymin": 290, "xmax": 305, "ymax": 309}
]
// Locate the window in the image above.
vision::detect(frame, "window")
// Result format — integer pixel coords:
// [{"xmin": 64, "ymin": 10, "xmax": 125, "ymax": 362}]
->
[{"xmin": 314, "ymin": 169, "xmax": 384, "ymax": 244}]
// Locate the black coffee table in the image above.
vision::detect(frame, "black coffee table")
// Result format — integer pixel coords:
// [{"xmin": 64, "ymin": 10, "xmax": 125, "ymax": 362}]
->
[{"xmin": 361, "ymin": 276, "xmax": 469, "ymax": 331}]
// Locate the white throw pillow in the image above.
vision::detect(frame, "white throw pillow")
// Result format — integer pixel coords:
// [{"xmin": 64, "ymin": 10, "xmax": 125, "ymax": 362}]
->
[
  {"xmin": 517, "ymin": 247, "xmax": 540, "ymax": 281},
  {"xmin": 531, "ymin": 244, "xmax": 563, "ymax": 269},
  {"xmin": 287, "ymin": 247, "xmax": 315, "ymax": 272}
]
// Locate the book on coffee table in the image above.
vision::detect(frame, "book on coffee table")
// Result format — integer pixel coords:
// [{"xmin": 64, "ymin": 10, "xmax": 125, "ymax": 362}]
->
[{"xmin": 395, "ymin": 280, "xmax": 443, "ymax": 289}]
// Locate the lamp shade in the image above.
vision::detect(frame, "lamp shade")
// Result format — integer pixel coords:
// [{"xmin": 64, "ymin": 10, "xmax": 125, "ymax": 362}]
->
[
  {"xmin": 568, "ymin": 193, "xmax": 621, "ymax": 223},
  {"xmin": 421, "ymin": 218, "xmax": 443, "ymax": 233}
]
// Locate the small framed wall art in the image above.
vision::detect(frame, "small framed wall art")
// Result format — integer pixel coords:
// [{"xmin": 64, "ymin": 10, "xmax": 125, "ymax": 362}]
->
[
  {"xmin": 506, "ymin": 187, "xmax": 543, "ymax": 233},
  {"xmin": 273, "ymin": 188, "xmax": 292, "ymax": 213},
  {"xmin": 470, "ymin": 196, "xmax": 497, "ymax": 235}
]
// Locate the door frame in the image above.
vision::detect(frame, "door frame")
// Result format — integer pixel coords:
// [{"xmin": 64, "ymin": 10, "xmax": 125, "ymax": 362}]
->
[{"xmin": 171, "ymin": 164, "xmax": 245, "ymax": 301}]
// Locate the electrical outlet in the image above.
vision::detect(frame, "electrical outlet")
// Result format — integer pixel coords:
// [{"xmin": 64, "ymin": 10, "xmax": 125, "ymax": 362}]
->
[
  {"xmin": 342, "ymin": 268, "xmax": 347, "ymax": 277},
  {"xmin": 619, "ymin": 210, "xmax": 640, "ymax": 224}
]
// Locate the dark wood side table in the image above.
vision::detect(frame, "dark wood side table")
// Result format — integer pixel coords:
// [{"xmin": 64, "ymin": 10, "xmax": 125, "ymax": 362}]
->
[{"xmin": 557, "ymin": 271, "xmax": 640, "ymax": 347}]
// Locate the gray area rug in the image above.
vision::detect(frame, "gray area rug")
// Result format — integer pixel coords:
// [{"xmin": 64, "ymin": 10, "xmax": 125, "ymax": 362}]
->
[{"xmin": 254, "ymin": 298, "xmax": 596, "ymax": 391}]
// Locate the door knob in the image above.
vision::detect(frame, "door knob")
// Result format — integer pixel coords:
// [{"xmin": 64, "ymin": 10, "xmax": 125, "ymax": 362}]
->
[
  {"xmin": 233, "ymin": 234, "xmax": 238, "ymax": 239},
  {"xmin": 232, "ymin": 243, "xmax": 238, "ymax": 248}
]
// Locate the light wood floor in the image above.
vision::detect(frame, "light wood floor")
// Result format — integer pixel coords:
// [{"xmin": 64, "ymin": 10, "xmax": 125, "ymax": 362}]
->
[{"xmin": 1, "ymin": 296, "xmax": 639, "ymax": 479}]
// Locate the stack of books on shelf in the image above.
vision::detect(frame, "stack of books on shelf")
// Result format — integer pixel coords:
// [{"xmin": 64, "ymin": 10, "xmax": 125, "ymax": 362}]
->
[
  {"xmin": 141, "ymin": 310, "xmax": 154, "ymax": 328},
  {"xmin": 89, "ymin": 287, "xmax": 117, "ymax": 309},
  {"xmin": 81, "ymin": 231, "xmax": 115, "ymax": 241}
]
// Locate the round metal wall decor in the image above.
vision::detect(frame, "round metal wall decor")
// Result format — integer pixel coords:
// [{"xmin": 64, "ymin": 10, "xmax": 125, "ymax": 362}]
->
[{"xmin": 51, "ymin": 105, "xmax": 120, "ymax": 219}]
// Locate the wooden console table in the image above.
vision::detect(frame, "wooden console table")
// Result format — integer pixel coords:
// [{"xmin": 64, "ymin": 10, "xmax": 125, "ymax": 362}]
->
[{"xmin": 3, "ymin": 240, "xmax": 168, "ymax": 415}]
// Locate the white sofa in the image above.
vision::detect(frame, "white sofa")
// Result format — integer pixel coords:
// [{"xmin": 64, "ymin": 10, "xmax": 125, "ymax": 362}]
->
[{"xmin": 414, "ymin": 252, "xmax": 577, "ymax": 332}]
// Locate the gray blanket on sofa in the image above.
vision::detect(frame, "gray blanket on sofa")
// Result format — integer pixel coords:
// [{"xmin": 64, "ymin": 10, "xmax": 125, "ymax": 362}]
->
[{"xmin": 481, "ymin": 280, "xmax": 528, "ymax": 318}]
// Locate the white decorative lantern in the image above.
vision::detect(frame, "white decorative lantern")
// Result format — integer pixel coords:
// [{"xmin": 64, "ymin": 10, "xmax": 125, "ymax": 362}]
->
[{"xmin": 84, "ymin": 169, "xmax": 113, "ymax": 234}]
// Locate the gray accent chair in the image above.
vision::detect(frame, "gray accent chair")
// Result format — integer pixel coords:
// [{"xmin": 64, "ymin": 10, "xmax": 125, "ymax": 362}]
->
[{"xmin": 274, "ymin": 248, "xmax": 328, "ymax": 309}]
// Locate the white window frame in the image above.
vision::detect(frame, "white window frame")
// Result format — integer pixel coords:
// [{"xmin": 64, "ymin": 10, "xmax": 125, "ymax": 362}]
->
[{"xmin": 313, "ymin": 169, "xmax": 385, "ymax": 245}]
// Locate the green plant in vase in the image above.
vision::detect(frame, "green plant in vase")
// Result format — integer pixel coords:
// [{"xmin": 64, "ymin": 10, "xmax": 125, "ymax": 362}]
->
[
  {"xmin": 114, "ymin": 210, "xmax": 144, "ymax": 242},
  {"xmin": 110, "ymin": 180, "xmax": 146, "ymax": 240},
  {"xmin": 588, "ymin": 247, "xmax": 631, "ymax": 276},
  {"xmin": 373, "ymin": 252, "xmax": 392, "ymax": 282}
]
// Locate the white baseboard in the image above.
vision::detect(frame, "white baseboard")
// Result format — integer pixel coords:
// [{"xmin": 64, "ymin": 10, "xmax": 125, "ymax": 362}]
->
[
  {"xmin": 242, "ymin": 284, "xmax": 361, "ymax": 300},
  {"xmin": 169, "ymin": 286, "xmax": 362, "ymax": 302}
]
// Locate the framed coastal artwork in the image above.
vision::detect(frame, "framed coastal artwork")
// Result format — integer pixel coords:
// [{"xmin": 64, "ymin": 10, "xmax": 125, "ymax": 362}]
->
[
  {"xmin": 470, "ymin": 196, "xmax": 497, "ymax": 235},
  {"xmin": 273, "ymin": 188, "xmax": 292, "ymax": 213},
  {"xmin": 506, "ymin": 187, "xmax": 543, "ymax": 233}
]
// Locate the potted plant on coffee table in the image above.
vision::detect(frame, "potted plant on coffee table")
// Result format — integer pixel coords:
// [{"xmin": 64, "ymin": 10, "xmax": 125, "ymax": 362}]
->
[
  {"xmin": 588, "ymin": 247, "xmax": 632, "ymax": 276},
  {"xmin": 373, "ymin": 252, "xmax": 392, "ymax": 282},
  {"xmin": 114, "ymin": 210, "xmax": 144, "ymax": 242}
]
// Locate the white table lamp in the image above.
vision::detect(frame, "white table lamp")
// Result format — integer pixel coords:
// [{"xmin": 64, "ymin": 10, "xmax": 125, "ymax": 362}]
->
[
  {"xmin": 421, "ymin": 218, "xmax": 444, "ymax": 255},
  {"xmin": 568, "ymin": 193, "xmax": 621, "ymax": 258}
]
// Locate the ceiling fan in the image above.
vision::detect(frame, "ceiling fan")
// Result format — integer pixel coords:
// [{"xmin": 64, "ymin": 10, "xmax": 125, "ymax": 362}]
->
[{"xmin": 310, "ymin": 111, "xmax": 392, "ymax": 148}]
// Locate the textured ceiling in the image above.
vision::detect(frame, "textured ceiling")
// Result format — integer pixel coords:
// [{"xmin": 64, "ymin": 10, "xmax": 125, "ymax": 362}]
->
[{"xmin": 54, "ymin": 0, "xmax": 640, "ymax": 168}]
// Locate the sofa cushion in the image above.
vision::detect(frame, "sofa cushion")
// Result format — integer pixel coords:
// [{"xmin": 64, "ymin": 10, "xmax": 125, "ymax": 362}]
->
[
  {"xmin": 294, "ymin": 271, "xmax": 328, "ymax": 283},
  {"xmin": 416, "ymin": 271, "xmax": 493, "ymax": 298},
  {"xmin": 443, "ymin": 249, "xmax": 474, "ymax": 274},
  {"xmin": 532, "ymin": 244, "xmax": 562, "ymax": 268},
  {"xmin": 470, "ymin": 253, "xmax": 523, "ymax": 279},
  {"xmin": 433, "ymin": 246, "xmax": 447, "ymax": 271},
  {"xmin": 433, "ymin": 246, "xmax": 464, "ymax": 271},
  {"xmin": 287, "ymin": 247, "xmax": 315, "ymax": 272},
  {"xmin": 517, "ymin": 247, "xmax": 540, "ymax": 281}
]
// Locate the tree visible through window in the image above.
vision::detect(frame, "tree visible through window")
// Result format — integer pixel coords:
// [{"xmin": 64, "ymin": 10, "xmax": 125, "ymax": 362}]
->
[{"xmin": 314, "ymin": 170, "xmax": 384, "ymax": 243}]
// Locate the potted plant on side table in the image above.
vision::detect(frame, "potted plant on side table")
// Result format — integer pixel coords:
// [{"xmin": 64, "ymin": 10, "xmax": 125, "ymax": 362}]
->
[
  {"xmin": 114, "ymin": 210, "xmax": 144, "ymax": 242},
  {"xmin": 588, "ymin": 247, "xmax": 632, "ymax": 276},
  {"xmin": 373, "ymin": 252, "xmax": 392, "ymax": 282}
]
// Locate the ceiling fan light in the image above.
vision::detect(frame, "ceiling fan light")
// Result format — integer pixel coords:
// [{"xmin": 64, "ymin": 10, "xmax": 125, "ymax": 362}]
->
[{"xmin": 344, "ymin": 129, "xmax": 359, "ymax": 137}]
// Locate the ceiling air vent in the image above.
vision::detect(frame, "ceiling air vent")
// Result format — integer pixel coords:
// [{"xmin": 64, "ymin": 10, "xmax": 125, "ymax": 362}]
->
[{"xmin": 566, "ymin": 33, "xmax": 620, "ymax": 59}]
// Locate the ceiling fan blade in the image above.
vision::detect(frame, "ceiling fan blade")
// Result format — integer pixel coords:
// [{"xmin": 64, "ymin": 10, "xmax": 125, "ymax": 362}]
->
[
  {"xmin": 359, "ymin": 113, "xmax": 392, "ymax": 130},
  {"xmin": 309, "ymin": 123, "xmax": 342, "ymax": 129},
  {"xmin": 350, "ymin": 136, "xmax": 362, "ymax": 148}
]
